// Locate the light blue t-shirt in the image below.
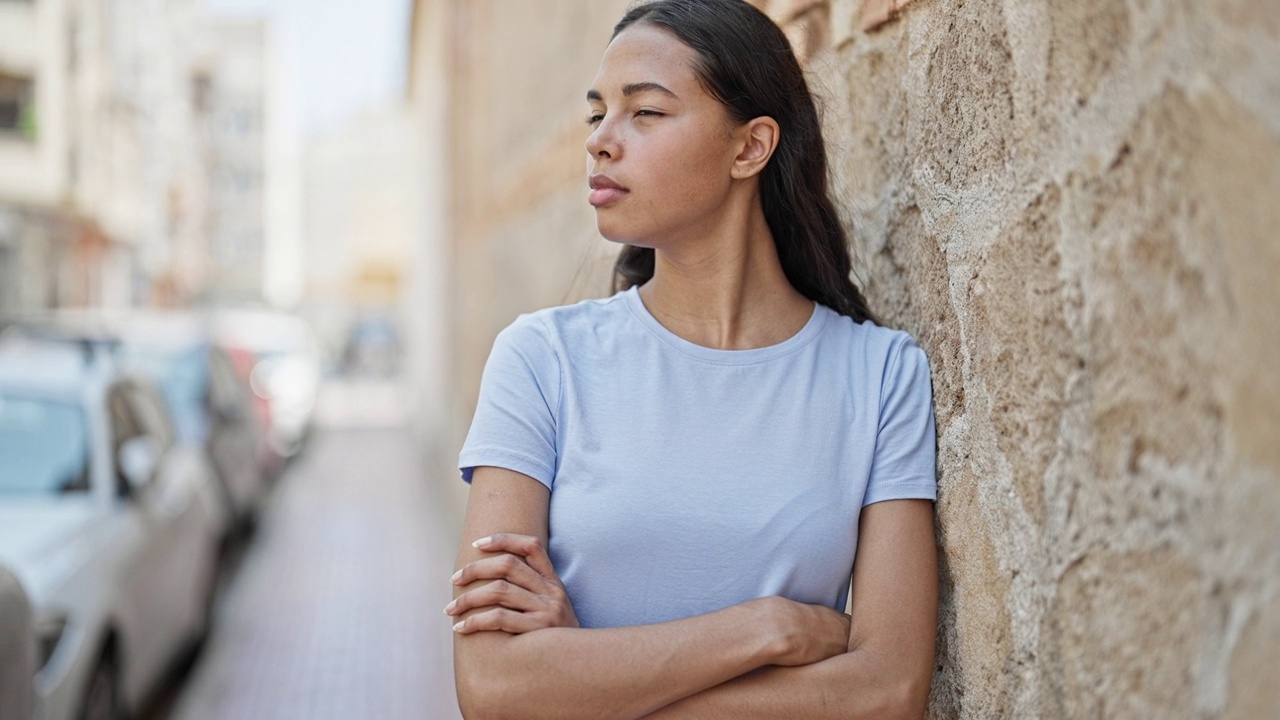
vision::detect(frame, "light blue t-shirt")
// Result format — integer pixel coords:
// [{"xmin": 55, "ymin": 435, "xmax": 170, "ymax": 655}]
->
[{"xmin": 459, "ymin": 287, "xmax": 937, "ymax": 629}]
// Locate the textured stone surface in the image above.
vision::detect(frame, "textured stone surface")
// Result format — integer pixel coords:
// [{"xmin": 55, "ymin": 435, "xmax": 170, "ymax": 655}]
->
[
  {"xmin": 812, "ymin": 0, "xmax": 1280, "ymax": 716},
  {"xmin": 420, "ymin": 0, "xmax": 1280, "ymax": 717}
]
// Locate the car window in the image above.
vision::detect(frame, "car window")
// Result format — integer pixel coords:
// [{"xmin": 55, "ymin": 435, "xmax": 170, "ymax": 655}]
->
[
  {"xmin": 208, "ymin": 348, "xmax": 236, "ymax": 401},
  {"xmin": 208, "ymin": 347, "xmax": 254, "ymax": 416},
  {"xmin": 117, "ymin": 346, "xmax": 208, "ymax": 444},
  {"xmin": 125, "ymin": 385, "xmax": 174, "ymax": 451},
  {"xmin": 108, "ymin": 386, "xmax": 144, "ymax": 491},
  {"xmin": 0, "ymin": 393, "xmax": 91, "ymax": 495}
]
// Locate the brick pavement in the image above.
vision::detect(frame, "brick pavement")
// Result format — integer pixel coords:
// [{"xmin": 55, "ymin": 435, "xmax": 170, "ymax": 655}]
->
[{"xmin": 170, "ymin": 423, "xmax": 463, "ymax": 720}]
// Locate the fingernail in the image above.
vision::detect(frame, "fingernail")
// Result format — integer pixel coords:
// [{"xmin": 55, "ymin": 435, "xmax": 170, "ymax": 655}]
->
[
  {"xmin": 472, "ymin": 536, "xmax": 493, "ymax": 549},
  {"xmin": 444, "ymin": 600, "xmax": 456, "ymax": 614},
  {"xmin": 450, "ymin": 569, "xmax": 462, "ymax": 583},
  {"xmin": 452, "ymin": 621, "xmax": 465, "ymax": 633}
]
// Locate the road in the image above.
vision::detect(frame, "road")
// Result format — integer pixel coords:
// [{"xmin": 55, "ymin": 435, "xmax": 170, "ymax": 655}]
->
[{"xmin": 147, "ymin": 378, "xmax": 463, "ymax": 720}]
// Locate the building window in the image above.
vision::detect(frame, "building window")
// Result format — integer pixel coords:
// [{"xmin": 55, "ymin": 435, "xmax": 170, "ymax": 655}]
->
[
  {"xmin": 192, "ymin": 72, "xmax": 212, "ymax": 114},
  {"xmin": 0, "ymin": 73, "xmax": 36, "ymax": 140}
]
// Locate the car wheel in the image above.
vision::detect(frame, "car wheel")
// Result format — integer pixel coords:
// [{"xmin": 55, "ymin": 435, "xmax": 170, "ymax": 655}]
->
[{"xmin": 80, "ymin": 653, "xmax": 123, "ymax": 720}]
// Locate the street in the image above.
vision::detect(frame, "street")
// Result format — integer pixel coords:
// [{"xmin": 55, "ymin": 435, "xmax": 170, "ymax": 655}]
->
[{"xmin": 149, "ymin": 379, "xmax": 462, "ymax": 720}]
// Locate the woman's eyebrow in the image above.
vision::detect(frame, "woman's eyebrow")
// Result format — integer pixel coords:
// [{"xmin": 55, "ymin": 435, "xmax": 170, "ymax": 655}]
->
[{"xmin": 586, "ymin": 82, "xmax": 679, "ymax": 102}]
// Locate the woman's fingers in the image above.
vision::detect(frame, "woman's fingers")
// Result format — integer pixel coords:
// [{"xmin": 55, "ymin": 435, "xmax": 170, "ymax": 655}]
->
[
  {"xmin": 453, "ymin": 607, "xmax": 545, "ymax": 635},
  {"xmin": 446, "ymin": 579, "xmax": 540, "ymax": 616},
  {"xmin": 471, "ymin": 533, "xmax": 559, "ymax": 579},
  {"xmin": 451, "ymin": 552, "xmax": 549, "ymax": 591},
  {"xmin": 447, "ymin": 534, "xmax": 581, "ymax": 633}
]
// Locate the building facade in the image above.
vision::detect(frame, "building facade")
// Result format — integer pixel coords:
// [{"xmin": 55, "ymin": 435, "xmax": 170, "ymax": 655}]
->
[
  {"xmin": 299, "ymin": 103, "xmax": 421, "ymax": 364},
  {"xmin": 0, "ymin": 0, "xmax": 225, "ymax": 315},
  {"xmin": 204, "ymin": 17, "xmax": 268, "ymax": 305}
]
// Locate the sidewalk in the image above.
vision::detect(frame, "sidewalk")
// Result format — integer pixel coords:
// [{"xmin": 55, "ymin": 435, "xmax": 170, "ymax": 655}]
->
[{"xmin": 170, "ymin": 380, "xmax": 462, "ymax": 720}]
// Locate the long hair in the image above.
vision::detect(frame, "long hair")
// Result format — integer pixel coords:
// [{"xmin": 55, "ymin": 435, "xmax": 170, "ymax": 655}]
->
[{"xmin": 609, "ymin": 0, "xmax": 875, "ymax": 323}]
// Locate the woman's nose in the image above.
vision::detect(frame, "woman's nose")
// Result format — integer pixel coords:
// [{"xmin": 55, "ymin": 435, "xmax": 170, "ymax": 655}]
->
[{"xmin": 585, "ymin": 121, "xmax": 618, "ymax": 160}]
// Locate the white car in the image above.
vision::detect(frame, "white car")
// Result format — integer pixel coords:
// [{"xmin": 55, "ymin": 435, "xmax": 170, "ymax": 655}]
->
[
  {"xmin": 0, "ymin": 564, "xmax": 35, "ymax": 720},
  {"xmin": 115, "ymin": 311, "xmax": 271, "ymax": 530},
  {"xmin": 0, "ymin": 339, "xmax": 226, "ymax": 720},
  {"xmin": 213, "ymin": 308, "xmax": 323, "ymax": 458}
]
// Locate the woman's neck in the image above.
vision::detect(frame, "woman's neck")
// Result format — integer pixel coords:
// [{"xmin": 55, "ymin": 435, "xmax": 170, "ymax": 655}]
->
[{"xmin": 637, "ymin": 204, "xmax": 814, "ymax": 351}]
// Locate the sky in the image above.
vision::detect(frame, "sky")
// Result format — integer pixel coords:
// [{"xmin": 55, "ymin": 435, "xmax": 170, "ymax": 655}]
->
[{"xmin": 203, "ymin": 0, "xmax": 412, "ymax": 137}]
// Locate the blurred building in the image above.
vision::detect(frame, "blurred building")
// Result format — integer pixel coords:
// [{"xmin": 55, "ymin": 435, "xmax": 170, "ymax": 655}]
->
[
  {"xmin": 203, "ymin": 16, "xmax": 268, "ymax": 305},
  {"xmin": 0, "ymin": 0, "xmax": 121, "ymax": 312},
  {"xmin": 299, "ymin": 102, "xmax": 420, "ymax": 367},
  {"xmin": 404, "ymin": 0, "xmax": 630, "ymax": 524},
  {"xmin": 0, "ymin": 0, "xmax": 217, "ymax": 314}
]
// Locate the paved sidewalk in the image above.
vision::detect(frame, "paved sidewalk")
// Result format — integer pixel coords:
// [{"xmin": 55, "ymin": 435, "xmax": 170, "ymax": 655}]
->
[{"xmin": 171, "ymin": 419, "xmax": 462, "ymax": 720}]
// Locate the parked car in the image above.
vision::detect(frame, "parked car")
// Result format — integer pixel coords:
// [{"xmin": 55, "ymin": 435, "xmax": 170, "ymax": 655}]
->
[
  {"xmin": 223, "ymin": 344, "xmax": 285, "ymax": 481},
  {"xmin": 0, "ymin": 338, "xmax": 226, "ymax": 720},
  {"xmin": 0, "ymin": 564, "xmax": 34, "ymax": 720},
  {"xmin": 114, "ymin": 312, "xmax": 271, "ymax": 530},
  {"xmin": 213, "ymin": 308, "xmax": 323, "ymax": 459}
]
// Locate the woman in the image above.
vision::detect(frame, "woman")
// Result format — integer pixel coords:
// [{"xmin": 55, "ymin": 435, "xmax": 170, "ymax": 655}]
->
[{"xmin": 446, "ymin": 1, "xmax": 939, "ymax": 718}]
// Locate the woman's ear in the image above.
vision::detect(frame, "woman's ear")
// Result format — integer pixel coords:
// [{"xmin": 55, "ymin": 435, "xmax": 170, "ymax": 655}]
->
[{"xmin": 730, "ymin": 116, "xmax": 780, "ymax": 179}]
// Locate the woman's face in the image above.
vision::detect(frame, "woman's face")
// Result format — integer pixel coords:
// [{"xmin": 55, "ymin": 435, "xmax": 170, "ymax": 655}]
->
[{"xmin": 585, "ymin": 24, "xmax": 742, "ymax": 246}]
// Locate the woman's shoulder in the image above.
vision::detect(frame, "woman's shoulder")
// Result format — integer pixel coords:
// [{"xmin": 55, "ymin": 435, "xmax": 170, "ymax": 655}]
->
[
  {"xmin": 819, "ymin": 309, "xmax": 927, "ymax": 364},
  {"xmin": 497, "ymin": 291, "xmax": 632, "ymax": 350},
  {"xmin": 817, "ymin": 312, "xmax": 934, "ymax": 413}
]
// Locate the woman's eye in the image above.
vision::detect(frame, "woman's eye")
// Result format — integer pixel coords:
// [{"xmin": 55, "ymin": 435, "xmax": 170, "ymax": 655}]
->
[
  {"xmin": 585, "ymin": 113, "xmax": 604, "ymax": 125},
  {"xmin": 636, "ymin": 109, "xmax": 663, "ymax": 118}
]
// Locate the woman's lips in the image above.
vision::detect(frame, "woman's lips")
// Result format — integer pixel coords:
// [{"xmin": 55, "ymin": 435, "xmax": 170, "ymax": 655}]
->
[
  {"xmin": 589, "ymin": 174, "xmax": 628, "ymax": 207},
  {"xmin": 588, "ymin": 187, "xmax": 628, "ymax": 207}
]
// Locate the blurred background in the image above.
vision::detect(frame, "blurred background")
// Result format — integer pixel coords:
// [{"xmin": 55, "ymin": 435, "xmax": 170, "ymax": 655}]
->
[
  {"xmin": 2, "ymin": 0, "xmax": 1279, "ymax": 719},
  {"xmin": 0, "ymin": 0, "xmax": 417, "ymax": 388},
  {"xmin": 0, "ymin": 0, "xmax": 470, "ymax": 718}
]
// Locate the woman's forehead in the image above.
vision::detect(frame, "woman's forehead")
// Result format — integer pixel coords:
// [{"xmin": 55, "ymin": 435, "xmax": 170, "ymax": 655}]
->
[{"xmin": 590, "ymin": 24, "xmax": 701, "ymax": 98}]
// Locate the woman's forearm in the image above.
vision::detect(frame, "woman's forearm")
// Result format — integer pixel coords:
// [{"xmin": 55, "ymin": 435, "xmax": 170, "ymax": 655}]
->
[
  {"xmin": 641, "ymin": 646, "xmax": 929, "ymax": 720},
  {"xmin": 454, "ymin": 599, "xmax": 781, "ymax": 720}
]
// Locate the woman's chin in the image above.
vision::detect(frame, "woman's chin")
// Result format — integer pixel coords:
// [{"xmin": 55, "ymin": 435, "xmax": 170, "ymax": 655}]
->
[{"xmin": 595, "ymin": 220, "xmax": 647, "ymax": 246}]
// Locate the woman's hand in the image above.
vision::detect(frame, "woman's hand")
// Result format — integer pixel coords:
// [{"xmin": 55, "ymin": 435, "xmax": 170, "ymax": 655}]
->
[
  {"xmin": 749, "ymin": 596, "xmax": 851, "ymax": 667},
  {"xmin": 446, "ymin": 532, "xmax": 580, "ymax": 635}
]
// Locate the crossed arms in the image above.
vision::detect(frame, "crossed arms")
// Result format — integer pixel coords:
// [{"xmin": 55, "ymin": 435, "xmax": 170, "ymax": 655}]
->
[{"xmin": 449, "ymin": 466, "xmax": 938, "ymax": 720}]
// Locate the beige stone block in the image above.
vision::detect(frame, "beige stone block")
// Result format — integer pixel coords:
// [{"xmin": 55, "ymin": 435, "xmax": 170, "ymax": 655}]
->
[
  {"xmin": 783, "ymin": 8, "xmax": 831, "ymax": 65},
  {"xmin": 931, "ymin": 465, "xmax": 1015, "ymax": 718},
  {"xmin": 862, "ymin": 0, "xmax": 916, "ymax": 31},
  {"xmin": 1047, "ymin": 0, "xmax": 1131, "ymax": 109},
  {"xmin": 1049, "ymin": 549, "xmax": 1205, "ymax": 718},
  {"xmin": 968, "ymin": 187, "xmax": 1074, "ymax": 520},
  {"xmin": 828, "ymin": 0, "xmax": 861, "ymax": 48},
  {"xmin": 1217, "ymin": 0, "xmax": 1280, "ymax": 36},
  {"xmin": 1225, "ymin": 594, "xmax": 1280, "ymax": 720},
  {"xmin": 916, "ymin": 1, "xmax": 1016, "ymax": 188}
]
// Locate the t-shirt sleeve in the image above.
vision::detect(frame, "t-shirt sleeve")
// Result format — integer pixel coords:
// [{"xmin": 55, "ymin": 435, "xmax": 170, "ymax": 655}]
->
[
  {"xmin": 862, "ymin": 336, "xmax": 938, "ymax": 506},
  {"xmin": 458, "ymin": 315, "xmax": 560, "ymax": 489}
]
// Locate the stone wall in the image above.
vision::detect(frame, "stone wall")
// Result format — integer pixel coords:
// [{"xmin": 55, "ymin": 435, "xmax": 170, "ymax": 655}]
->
[
  {"xmin": 414, "ymin": 0, "xmax": 1280, "ymax": 716},
  {"xmin": 790, "ymin": 0, "xmax": 1280, "ymax": 716}
]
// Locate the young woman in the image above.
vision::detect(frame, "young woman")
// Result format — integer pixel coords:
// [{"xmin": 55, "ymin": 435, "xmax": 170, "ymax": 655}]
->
[{"xmin": 446, "ymin": 1, "xmax": 939, "ymax": 718}]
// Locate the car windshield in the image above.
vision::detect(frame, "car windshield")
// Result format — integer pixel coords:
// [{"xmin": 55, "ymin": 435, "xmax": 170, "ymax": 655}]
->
[
  {"xmin": 0, "ymin": 393, "xmax": 91, "ymax": 495},
  {"xmin": 117, "ymin": 345, "xmax": 208, "ymax": 443}
]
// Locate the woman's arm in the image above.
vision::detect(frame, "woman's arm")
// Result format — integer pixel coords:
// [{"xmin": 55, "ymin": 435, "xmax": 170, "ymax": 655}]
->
[
  {"xmin": 641, "ymin": 498, "xmax": 939, "ymax": 720},
  {"xmin": 451, "ymin": 466, "xmax": 850, "ymax": 720}
]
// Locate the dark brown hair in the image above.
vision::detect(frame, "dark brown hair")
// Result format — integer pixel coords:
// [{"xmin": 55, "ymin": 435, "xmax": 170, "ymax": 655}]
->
[{"xmin": 610, "ymin": 0, "xmax": 875, "ymax": 323}]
